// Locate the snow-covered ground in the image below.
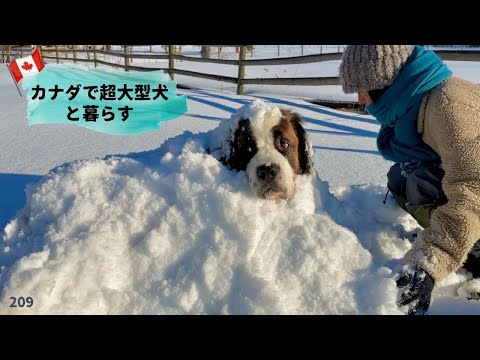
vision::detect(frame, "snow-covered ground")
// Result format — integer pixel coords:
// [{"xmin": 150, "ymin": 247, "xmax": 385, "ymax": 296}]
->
[{"xmin": 1, "ymin": 48, "xmax": 480, "ymax": 314}]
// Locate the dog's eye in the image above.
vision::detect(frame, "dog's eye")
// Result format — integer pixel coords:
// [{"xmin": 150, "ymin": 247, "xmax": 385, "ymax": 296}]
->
[
  {"xmin": 280, "ymin": 139, "xmax": 290, "ymax": 149},
  {"xmin": 274, "ymin": 135, "xmax": 291, "ymax": 152}
]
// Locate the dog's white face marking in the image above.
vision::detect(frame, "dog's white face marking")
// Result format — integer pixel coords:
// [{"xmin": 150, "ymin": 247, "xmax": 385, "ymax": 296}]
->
[{"xmin": 247, "ymin": 109, "xmax": 296, "ymax": 200}]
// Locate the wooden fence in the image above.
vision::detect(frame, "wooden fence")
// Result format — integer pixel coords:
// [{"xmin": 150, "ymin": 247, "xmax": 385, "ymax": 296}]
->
[{"xmin": 5, "ymin": 46, "xmax": 480, "ymax": 95}]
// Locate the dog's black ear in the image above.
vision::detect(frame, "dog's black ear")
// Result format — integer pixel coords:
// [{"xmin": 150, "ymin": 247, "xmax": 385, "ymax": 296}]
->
[
  {"xmin": 290, "ymin": 112, "xmax": 313, "ymax": 175},
  {"xmin": 215, "ymin": 138, "xmax": 234, "ymax": 168},
  {"xmin": 218, "ymin": 119, "xmax": 256, "ymax": 172}
]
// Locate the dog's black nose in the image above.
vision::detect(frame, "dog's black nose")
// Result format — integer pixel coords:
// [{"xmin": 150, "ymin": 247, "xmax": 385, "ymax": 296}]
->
[{"xmin": 257, "ymin": 164, "xmax": 279, "ymax": 182}]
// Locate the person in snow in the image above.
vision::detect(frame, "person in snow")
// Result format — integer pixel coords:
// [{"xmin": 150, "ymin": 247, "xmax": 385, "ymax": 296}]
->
[{"xmin": 338, "ymin": 45, "xmax": 480, "ymax": 315}]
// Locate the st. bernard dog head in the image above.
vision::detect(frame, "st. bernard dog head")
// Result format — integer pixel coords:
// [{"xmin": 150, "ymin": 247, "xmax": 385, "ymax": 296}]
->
[{"xmin": 212, "ymin": 100, "xmax": 313, "ymax": 200}]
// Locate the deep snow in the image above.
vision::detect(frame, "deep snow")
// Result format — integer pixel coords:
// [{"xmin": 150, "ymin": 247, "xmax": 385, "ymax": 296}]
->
[
  {"xmin": 2, "ymin": 48, "xmax": 480, "ymax": 314},
  {"xmin": 0, "ymin": 100, "xmax": 403, "ymax": 314}
]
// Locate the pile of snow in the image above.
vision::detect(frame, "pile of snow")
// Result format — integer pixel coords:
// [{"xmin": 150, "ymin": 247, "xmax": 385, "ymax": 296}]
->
[
  {"xmin": 0, "ymin": 99, "xmax": 403, "ymax": 314},
  {"xmin": 3, "ymin": 98, "xmax": 479, "ymax": 314}
]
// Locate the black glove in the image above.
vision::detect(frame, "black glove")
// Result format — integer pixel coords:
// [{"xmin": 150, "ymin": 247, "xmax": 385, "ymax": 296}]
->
[{"xmin": 396, "ymin": 266, "xmax": 434, "ymax": 315}]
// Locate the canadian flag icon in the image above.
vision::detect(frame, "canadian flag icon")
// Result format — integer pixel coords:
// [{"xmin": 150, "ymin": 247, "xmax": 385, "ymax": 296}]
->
[{"xmin": 8, "ymin": 48, "xmax": 45, "ymax": 83}]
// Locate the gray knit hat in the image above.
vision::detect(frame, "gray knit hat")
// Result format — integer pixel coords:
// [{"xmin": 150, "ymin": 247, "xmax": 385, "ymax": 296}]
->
[{"xmin": 339, "ymin": 45, "xmax": 414, "ymax": 94}]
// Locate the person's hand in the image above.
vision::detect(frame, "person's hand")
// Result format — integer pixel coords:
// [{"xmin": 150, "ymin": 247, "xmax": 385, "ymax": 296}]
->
[{"xmin": 396, "ymin": 265, "xmax": 434, "ymax": 315}]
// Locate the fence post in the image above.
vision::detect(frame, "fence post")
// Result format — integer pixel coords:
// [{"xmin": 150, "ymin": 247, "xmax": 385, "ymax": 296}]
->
[
  {"xmin": 237, "ymin": 45, "xmax": 246, "ymax": 95},
  {"xmin": 93, "ymin": 45, "xmax": 98, "ymax": 67},
  {"xmin": 55, "ymin": 45, "xmax": 59, "ymax": 64},
  {"xmin": 168, "ymin": 45, "xmax": 175, "ymax": 80},
  {"xmin": 73, "ymin": 45, "xmax": 77, "ymax": 64},
  {"xmin": 20, "ymin": 46, "xmax": 23, "ymax": 57},
  {"xmin": 124, "ymin": 45, "xmax": 129, "ymax": 71}
]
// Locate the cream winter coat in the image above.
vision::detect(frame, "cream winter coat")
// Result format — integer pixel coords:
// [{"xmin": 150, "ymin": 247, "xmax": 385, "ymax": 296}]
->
[{"xmin": 405, "ymin": 76, "xmax": 480, "ymax": 282}]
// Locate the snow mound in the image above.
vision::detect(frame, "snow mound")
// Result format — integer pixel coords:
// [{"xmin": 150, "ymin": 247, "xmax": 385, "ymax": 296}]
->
[{"xmin": 0, "ymin": 100, "xmax": 399, "ymax": 314}]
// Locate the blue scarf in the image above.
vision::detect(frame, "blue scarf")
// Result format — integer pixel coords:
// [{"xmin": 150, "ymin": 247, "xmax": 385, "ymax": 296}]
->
[{"xmin": 366, "ymin": 45, "xmax": 452, "ymax": 164}]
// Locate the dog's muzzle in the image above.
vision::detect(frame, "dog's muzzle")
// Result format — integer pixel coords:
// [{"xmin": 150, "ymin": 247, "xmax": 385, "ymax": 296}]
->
[{"xmin": 255, "ymin": 163, "xmax": 288, "ymax": 200}]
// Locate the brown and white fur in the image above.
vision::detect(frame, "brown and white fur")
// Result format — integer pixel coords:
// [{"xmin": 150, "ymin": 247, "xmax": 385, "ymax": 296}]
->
[{"xmin": 218, "ymin": 107, "xmax": 313, "ymax": 200}]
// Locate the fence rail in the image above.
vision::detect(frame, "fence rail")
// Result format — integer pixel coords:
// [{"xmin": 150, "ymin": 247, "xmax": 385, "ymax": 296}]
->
[
  {"xmin": 434, "ymin": 50, "xmax": 480, "ymax": 61},
  {"xmin": 5, "ymin": 46, "xmax": 480, "ymax": 95},
  {"xmin": 243, "ymin": 53, "xmax": 343, "ymax": 65},
  {"xmin": 242, "ymin": 76, "xmax": 340, "ymax": 86}
]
